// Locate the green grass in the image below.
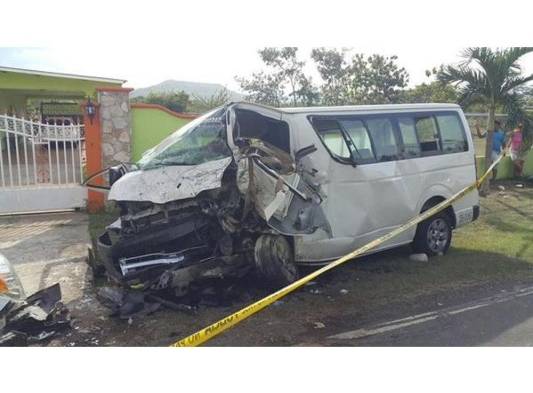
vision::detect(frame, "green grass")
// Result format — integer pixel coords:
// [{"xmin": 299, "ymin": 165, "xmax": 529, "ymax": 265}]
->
[
  {"xmin": 454, "ymin": 186, "xmax": 533, "ymax": 262},
  {"xmin": 88, "ymin": 208, "xmax": 119, "ymax": 241}
]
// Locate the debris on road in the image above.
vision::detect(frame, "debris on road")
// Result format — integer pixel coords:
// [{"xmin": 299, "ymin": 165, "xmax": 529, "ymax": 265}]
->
[
  {"xmin": 96, "ymin": 286, "xmax": 161, "ymax": 319},
  {"xmin": 340, "ymin": 289, "xmax": 349, "ymax": 295},
  {"xmin": 313, "ymin": 321, "xmax": 326, "ymax": 329},
  {"xmin": 409, "ymin": 253, "xmax": 429, "ymax": 263},
  {"xmin": 0, "ymin": 283, "xmax": 71, "ymax": 346}
]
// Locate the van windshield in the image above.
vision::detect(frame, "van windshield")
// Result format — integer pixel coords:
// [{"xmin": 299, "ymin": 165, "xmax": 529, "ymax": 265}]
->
[{"xmin": 137, "ymin": 107, "xmax": 232, "ymax": 169}]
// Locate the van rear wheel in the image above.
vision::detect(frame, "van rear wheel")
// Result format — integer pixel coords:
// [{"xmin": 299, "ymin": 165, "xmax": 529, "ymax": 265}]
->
[
  {"xmin": 254, "ymin": 235, "xmax": 298, "ymax": 286},
  {"xmin": 413, "ymin": 213, "xmax": 452, "ymax": 256}
]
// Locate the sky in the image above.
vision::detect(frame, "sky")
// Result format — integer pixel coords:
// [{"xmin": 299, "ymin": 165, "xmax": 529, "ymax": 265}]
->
[{"xmin": 3, "ymin": 47, "xmax": 533, "ymax": 93}]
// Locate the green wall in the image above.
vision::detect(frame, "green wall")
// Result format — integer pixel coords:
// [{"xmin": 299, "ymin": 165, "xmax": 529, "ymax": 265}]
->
[
  {"xmin": 476, "ymin": 151, "xmax": 533, "ymax": 179},
  {"xmin": 131, "ymin": 106, "xmax": 192, "ymax": 161}
]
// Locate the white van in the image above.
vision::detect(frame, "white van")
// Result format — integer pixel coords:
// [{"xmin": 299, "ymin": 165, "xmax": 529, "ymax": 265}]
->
[{"xmin": 97, "ymin": 102, "xmax": 479, "ymax": 295}]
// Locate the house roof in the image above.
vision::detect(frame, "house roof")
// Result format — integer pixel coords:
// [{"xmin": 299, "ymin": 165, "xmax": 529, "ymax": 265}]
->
[{"xmin": 0, "ymin": 66, "xmax": 126, "ymax": 85}]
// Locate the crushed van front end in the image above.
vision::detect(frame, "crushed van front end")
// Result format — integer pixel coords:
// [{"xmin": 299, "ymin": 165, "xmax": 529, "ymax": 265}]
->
[{"xmin": 95, "ymin": 105, "xmax": 330, "ymax": 307}]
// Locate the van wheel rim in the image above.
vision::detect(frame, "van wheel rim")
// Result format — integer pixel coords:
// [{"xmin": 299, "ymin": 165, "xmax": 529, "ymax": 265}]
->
[{"xmin": 427, "ymin": 218, "xmax": 449, "ymax": 253}]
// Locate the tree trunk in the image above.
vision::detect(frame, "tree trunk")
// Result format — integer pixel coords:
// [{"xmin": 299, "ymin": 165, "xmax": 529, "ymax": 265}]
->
[{"xmin": 480, "ymin": 103, "xmax": 496, "ymax": 195}]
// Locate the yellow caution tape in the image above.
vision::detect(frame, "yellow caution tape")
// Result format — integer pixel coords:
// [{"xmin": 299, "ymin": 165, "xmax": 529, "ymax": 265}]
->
[{"xmin": 171, "ymin": 153, "xmax": 505, "ymax": 347}]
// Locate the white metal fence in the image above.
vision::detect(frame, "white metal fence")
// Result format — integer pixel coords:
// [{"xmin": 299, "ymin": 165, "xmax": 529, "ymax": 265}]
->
[{"xmin": 0, "ymin": 114, "xmax": 87, "ymax": 214}]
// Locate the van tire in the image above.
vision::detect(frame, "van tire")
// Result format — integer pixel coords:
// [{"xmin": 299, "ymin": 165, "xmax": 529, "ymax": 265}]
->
[
  {"xmin": 254, "ymin": 235, "xmax": 299, "ymax": 286},
  {"xmin": 413, "ymin": 212, "xmax": 452, "ymax": 256}
]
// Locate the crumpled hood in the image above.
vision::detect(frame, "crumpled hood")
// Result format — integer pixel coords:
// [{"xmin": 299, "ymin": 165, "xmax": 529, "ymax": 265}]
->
[{"xmin": 108, "ymin": 157, "xmax": 233, "ymax": 204}]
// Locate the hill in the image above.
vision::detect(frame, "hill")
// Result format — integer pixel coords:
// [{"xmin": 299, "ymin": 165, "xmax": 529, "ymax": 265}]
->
[{"xmin": 131, "ymin": 80, "xmax": 243, "ymax": 100}]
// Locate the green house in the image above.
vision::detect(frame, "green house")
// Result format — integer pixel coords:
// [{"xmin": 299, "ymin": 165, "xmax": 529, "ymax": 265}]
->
[{"xmin": 0, "ymin": 66, "xmax": 125, "ymax": 119}]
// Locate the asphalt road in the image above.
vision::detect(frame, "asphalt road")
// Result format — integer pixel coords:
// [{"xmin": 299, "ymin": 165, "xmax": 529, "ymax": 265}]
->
[{"xmin": 327, "ymin": 286, "xmax": 533, "ymax": 346}]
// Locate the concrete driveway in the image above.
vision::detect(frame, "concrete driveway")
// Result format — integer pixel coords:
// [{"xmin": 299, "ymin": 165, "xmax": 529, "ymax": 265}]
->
[{"xmin": 0, "ymin": 211, "xmax": 91, "ymax": 303}]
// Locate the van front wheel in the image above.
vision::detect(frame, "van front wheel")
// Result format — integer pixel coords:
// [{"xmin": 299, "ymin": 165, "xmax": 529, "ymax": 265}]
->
[
  {"xmin": 254, "ymin": 235, "xmax": 298, "ymax": 286},
  {"xmin": 413, "ymin": 213, "xmax": 452, "ymax": 256}
]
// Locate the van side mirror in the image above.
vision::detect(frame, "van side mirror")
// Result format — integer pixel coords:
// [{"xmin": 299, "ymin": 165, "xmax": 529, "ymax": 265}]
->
[{"xmin": 294, "ymin": 144, "xmax": 317, "ymax": 162}]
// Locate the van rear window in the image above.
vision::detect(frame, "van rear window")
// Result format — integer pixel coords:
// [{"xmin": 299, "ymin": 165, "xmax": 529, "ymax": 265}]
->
[{"xmin": 436, "ymin": 114, "xmax": 468, "ymax": 153}]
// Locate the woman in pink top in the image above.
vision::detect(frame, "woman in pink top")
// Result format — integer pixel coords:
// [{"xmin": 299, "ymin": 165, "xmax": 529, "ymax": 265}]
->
[{"xmin": 507, "ymin": 123, "xmax": 524, "ymax": 177}]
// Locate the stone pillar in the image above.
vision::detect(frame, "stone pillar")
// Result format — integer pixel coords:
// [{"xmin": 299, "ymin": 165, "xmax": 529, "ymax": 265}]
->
[{"xmin": 97, "ymin": 87, "xmax": 133, "ymax": 168}]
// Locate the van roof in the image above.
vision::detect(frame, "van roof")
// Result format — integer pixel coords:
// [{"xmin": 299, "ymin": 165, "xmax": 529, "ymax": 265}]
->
[{"xmin": 232, "ymin": 102, "xmax": 461, "ymax": 115}]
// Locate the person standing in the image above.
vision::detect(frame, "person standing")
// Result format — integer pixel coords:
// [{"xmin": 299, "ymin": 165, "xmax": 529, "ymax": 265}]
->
[
  {"xmin": 507, "ymin": 123, "xmax": 524, "ymax": 178},
  {"xmin": 474, "ymin": 119, "xmax": 506, "ymax": 180}
]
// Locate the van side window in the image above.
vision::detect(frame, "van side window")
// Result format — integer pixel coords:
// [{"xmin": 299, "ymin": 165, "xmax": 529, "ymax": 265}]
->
[
  {"xmin": 397, "ymin": 117, "xmax": 421, "ymax": 157},
  {"xmin": 313, "ymin": 118, "xmax": 351, "ymax": 159},
  {"xmin": 364, "ymin": 118, "xmax": 399, "ymax": 161},
  {"xmin": 436, "ymin": 114, "xmax": 468, "ymax": 153},
  {"xmin": 310, "ymin": 111, "xmax": 468, "ymax": 165},
  {"xmin": 339, "ymin": 120, "xmax": 376, "ymax": 162},
  {"xmin": 415, "ymin": 116, "xmax": 440, "ymax": 154}
]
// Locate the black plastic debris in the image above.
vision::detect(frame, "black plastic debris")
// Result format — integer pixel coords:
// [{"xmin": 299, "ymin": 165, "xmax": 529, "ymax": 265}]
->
[
  {"xmin": 97, "ymin": 286, "xmax": 160, "ymax": 319},
  {"xmin": 0, "ymin": 331, "xmax": 27, "ymax": 346},
  {"xmin": 0, "ymin": 283, "xmax": 71, "ymax": 347},
  {"xmin": 97, "ymin": 285, "xmax": 199, "ymax": 319}
]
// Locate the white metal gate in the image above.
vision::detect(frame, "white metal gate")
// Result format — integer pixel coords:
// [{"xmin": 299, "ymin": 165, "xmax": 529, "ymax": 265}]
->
[{"xmin": 0, "ymin": 114, "xmax": 87, "ymax": 214}]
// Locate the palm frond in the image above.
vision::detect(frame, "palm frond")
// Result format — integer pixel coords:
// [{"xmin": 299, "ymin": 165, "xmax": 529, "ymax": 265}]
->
[
  {"xmin": 460, "ymin": 47, "xmax": 533, "ymax": 97},
  {"xmin": 457, "ymin": 90, "xmax": 487, "ymax": 107},
  {"xmin": 437, "ymin": 65, "xmax": 491, "ymax": 98},
  {"xmin": 500, "ymin": 73, "xmax": 533, "ymax": 94},
  {"xmin": 498, "ymin": 47, "xmax": 533, "ymax": 73}
]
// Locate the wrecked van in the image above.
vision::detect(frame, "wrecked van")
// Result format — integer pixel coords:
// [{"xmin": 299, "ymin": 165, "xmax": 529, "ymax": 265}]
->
[{"xmin": 96, "ymin": 102, "xmax": 479, "ymax": 296}]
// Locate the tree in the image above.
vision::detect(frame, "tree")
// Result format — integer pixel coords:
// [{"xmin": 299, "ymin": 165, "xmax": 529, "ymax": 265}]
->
[
  {"xmin": 236, "ymin": 71, "xmax": 286, "ymax": 106},
  {"xmin": 438, "ymin": 47, "xmax": 533, "ymax": 193},
  {"xmin": 310, "ymin": 48, "xmax": 351, "ymax": 105},
  {"xmin": 236, "ymin": 47, "xmax": 319, "ymax": 107},
  {"xmin": 349, "ymin": 54, "xmax": 409, "ymax": 104},
  {"xmin": 133, "ymin": 91, "xmax": 190, "ymax": 112},
  {"xmin": 311, "ymin": 49, "xmax": 409, "ymax": 105},
  {"xmin": 188, "ymin": 88, "xmax": 233, "ymax": 113},
  {"xmin": 400, "ymin": 81, "xmax": 458, "ymax": 104}
]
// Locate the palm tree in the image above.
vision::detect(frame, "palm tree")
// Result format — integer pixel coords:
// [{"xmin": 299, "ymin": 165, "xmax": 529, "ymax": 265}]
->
[{"xmin": 438, "ymin": 47, "xmax": 533, "ymax": 193}]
